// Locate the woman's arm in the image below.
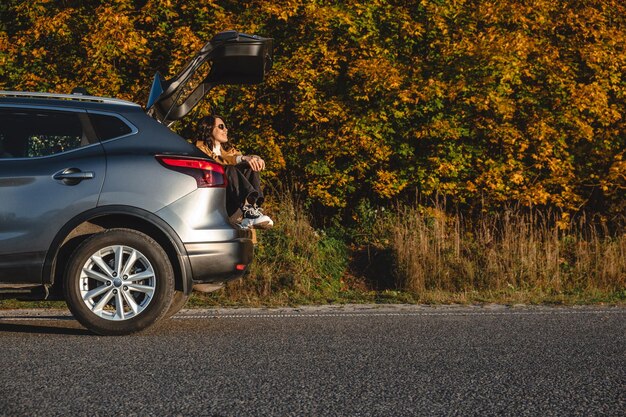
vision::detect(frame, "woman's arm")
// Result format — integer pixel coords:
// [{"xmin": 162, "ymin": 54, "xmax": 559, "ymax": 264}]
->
[{"xmin": 241, "ymin": 155, "xmax": 265, "ymax": 171}]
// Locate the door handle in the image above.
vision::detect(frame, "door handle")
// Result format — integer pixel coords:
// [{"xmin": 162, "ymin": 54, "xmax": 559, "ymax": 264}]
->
[
  {"xmin": 53, "ymin": 168, "xmax": 95, "ymax": 185},
  {"xmin": 53, "ymin": 171, "xmax": 94, "ymax": 180}
]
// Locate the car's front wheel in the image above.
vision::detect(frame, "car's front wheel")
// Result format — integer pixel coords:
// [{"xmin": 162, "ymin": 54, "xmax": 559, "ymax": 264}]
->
[{"xmin": 64, "ymin": 228, "xmax": 175, "ymax": 335}]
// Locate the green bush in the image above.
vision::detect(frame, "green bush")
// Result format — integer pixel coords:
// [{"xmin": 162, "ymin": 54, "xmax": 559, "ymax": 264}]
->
[{"xmin": 194, "ymin": 189, "xmax": 348, "ymax": 306}]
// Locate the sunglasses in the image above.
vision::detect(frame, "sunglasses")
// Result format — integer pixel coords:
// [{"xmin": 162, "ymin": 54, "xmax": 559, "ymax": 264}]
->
[{"xmin": 215, "ymin": 123, "xmax": 227, "ymax": 130}]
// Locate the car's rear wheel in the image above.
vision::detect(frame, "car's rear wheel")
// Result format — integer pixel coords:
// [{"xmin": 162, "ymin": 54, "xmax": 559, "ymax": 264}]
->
[
  {"xmin": 164, "ymin": 290, "xmax": 190, "ymax": 319},
  {"xmin": 64, "ymin": 228, "xmax": 174, "ymax": 335}
]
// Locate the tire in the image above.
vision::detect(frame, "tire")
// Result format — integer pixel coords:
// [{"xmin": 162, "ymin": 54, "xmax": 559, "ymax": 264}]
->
[
  {"xmin": 63, "ymin": 228, "xmax": 175, "ymax": 335},
  {"xmin": 163, "ymin": 290, "xmax": 190, "ymax": 319}
]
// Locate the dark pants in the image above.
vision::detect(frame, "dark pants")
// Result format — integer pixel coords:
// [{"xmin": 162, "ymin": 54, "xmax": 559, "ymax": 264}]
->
[{"xmin": 224, "ymin": 164, "xmax": 264, "ymax": 217}]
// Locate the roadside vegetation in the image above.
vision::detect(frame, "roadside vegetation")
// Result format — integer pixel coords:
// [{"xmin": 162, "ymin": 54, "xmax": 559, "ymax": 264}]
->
[
  {"xmin": 191, "ymin": 190, "xmax": 625, "ymax": 307},
  {"xmin": 191, "ymin": 188, "xmax": 348, "ymax": 306}
]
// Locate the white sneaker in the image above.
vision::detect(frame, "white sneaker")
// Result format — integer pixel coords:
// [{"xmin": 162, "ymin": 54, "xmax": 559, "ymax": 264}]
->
[{"xmin": 240, "ymin": 204, "xmax": 274, "ymax": 229}]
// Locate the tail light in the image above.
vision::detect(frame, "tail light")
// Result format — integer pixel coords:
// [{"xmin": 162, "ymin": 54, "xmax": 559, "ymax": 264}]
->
[{"xmin": 156, "ymin": 156, "xmax": 227, "ymax": 188}]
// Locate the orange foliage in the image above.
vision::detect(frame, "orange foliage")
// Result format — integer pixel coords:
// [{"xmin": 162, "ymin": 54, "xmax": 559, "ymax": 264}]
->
[{"xmin": 1, "ymin": 0, "xmax": 624, "ymax": 218}]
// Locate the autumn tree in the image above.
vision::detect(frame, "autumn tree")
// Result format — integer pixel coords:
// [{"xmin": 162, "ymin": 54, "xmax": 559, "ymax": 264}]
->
[{"xmin": 1, "ymin": 0, "xmax": 624, "ymax": 221}]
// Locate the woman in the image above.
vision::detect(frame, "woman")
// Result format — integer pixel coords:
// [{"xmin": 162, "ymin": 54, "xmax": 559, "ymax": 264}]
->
[{"xmin": 195, "ymin": 115, "xmax": 273, "ymax": 229}]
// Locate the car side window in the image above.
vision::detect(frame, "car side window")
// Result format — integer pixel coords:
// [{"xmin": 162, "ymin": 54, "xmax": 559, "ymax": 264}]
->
[
  {"xmin": 0, "ymin": 108, "xmax": 89, "ymax": 158},
  {"xmin": 0, "ymin": 132, "xmax": 13, "ymax": 158},
  {"xmin": 89, "ymin": 113, "xmax": 132, "ymax": 141}
]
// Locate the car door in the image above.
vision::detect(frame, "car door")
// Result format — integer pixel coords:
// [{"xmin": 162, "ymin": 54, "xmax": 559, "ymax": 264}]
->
[{"xmin": 0, "ymin": 106, "xmax": 106, "ymax": 284}]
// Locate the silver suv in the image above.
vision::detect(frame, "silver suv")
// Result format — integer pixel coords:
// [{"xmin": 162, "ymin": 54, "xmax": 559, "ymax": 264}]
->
[{"xmin": 0, "ymin": 31, "xmax": 273, "ymax": 335}]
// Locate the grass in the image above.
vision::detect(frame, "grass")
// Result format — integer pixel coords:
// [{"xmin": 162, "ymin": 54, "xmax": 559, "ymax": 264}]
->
[
  {"xmin": 189, "ymin": 196, "xmax": 624, "ymax": 307},
  {"xmin": 189, "ymin": 188, "xmax": 348, "ymax": 307},
  {"xmin": 1, "ymin": 194, "xmax": 624, "ymax": 310},
  {"xmin": 376, "ymin": 205, "xmax": 625, "ymax": 298}
]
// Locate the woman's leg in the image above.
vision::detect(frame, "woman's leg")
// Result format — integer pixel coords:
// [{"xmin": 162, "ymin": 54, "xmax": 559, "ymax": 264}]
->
[
  {"xmin": 224, "ymin": 165, "xmax": 258, "ymax": 217},
  {"xmin": 235, "ymin": 163, "xmax": 264, "ymax": 206},
  {"xmin": 225, "ymin": 164, "xmax": 273, "ymax": 229}
]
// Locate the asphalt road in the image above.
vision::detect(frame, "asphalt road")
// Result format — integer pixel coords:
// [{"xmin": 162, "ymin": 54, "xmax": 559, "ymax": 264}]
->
[{"xmin": 0, "ymin": 305, "xmax": 624, "ymax": 416}]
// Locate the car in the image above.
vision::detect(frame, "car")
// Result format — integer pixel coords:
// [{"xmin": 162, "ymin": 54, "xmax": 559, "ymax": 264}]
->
[{"xmin": 0, "ymin": 31, "xmax": 273, "ymax": 335}]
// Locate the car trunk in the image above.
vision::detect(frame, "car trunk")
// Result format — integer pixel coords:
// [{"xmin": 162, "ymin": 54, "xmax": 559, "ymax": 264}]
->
[{"xmin": 146, "ymin": 31, "xmax": 273, "ymax": 125}]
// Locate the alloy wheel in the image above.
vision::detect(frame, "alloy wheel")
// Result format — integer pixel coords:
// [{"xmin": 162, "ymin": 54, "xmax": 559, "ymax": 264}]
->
[{"xmin": 79, "ymin": 245, "xmax": 156, "ymax": 321}]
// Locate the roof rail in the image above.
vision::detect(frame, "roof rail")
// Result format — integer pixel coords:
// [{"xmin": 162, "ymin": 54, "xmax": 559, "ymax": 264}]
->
[{"xmin": 0, "ymin": 91, "xmax": 139, "ymax": 107}]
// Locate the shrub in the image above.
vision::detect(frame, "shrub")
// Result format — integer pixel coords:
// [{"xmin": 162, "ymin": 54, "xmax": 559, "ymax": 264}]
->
[{"xmin": 197, "ymin": 188, "xmax": 348, "ymax": 305}]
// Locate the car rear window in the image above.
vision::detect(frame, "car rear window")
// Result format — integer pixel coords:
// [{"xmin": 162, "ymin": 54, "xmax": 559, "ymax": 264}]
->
[{"xmin": 89, "ymin": 113, "xmax": 133, "ymax": 141}]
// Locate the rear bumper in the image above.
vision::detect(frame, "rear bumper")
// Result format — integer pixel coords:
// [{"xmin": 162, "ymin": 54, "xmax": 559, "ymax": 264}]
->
[
  {"xmin": 185, "ymin": 239, "xmax": 254, "ymax": 284},
  {"xmin": 154, "ymin": 187, "xmax": 254, "ymax": 287}
]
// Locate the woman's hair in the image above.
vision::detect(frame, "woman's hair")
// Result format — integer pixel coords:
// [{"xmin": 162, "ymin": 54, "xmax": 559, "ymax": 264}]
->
[{"xmin": 199, "ymin": 114, "xmax": 232, "ymax": 150}]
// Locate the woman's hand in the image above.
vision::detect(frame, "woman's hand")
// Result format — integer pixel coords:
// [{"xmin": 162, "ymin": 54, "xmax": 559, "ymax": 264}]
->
[{"xmin": 243, "ymin": 155, "xmax": 265, "ymax": 171}]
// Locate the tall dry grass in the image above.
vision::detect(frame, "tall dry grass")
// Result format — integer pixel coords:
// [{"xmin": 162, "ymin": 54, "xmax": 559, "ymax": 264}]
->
[{"xmin": 379, "ymin": 206, "xmax": 625, "ymax": 295}]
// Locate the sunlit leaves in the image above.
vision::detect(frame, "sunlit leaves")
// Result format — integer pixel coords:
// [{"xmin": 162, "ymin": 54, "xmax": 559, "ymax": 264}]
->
[{"xmin": 1, "ymin": 0, "xmax": 624, "ymax": 217}]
